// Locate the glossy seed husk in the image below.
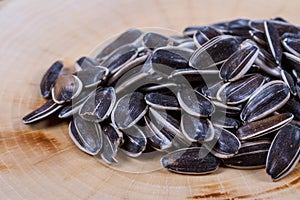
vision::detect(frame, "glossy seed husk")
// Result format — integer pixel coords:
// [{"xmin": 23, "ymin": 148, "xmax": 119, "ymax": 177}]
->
[
  {"xmin": 223, "ymin": 140, "xmax": 271, "ymax": 169},
  {"xmin": 101, "ymin": 123, "xmax": 123, "ymax": 164},
  {"xmin": 237, "ymin": 113, "xmax": 294, "ymax": 140},
  {"xmin": 180, "ymin": 113, "xmax": 214, "ymax": 142},
  {"xmin": 151, "ymin": 48, "xmax": 190, "ymax": 77},
  {"xmin": 40, "ymin": 61, "xmax": 63, "ymax": 98},
  {"xmin": 189, "ymin": 35, "xmax": 240, "ymax": 69},
  {"xmin": 161, "ymin": 147, "xmax": 220, "ymax": 174},
  {"xmin": 120, "ymin": 125, "xmax": 147, "ymax": 157},
  {"xmin": 266, "ymin": 124, "xmax": 300, "ymax": 181},
  {"xmin": 96, "ymin": 29, "xmax": 143, "ymax": 60},
  {"xmin": 264, "ymin": 21, "xmax": 282, "ymax": 65},
  {"xmin": 177, "ymin": 87, "xmax": 214, "ymax": 117},
  {"xmin": 205, "ymin": 126, "xmax": 241, "ymax": 158},
  {"xmin": 76, "ymin": 66, "xmax": 109, "ymax": 88},
  {"xmin": 73, "ymin": 115, "xmax": 102, "ymax": 155},
  {"xmin": 23, "ymin": 99, "xmax": 62, "ymax": 124},
  {"xmin": 111, "ymin": 92, "xmax": 148, "ymax": 129},
  {"xmin": 79, "ymin": 87, "xmax": 116, "ymax": 122},
  {"xmin": 240, "ymin": 81, "xmax": 290, "ymax": 122},
  {"xmin": 75, "ymin": 56, "xmax": 100, "ymax": 71},
  {"xmin": 58, "ymin": 87, "xmax": 95, "ymax": 118},
  {"xmin": 143, "ymin": 32, "xmax": 174, "ymax": 49},
  {"xmin": 219, "ymin": 45, "xmax": 259, "ymax": 82},
  {"xmin": 51, "ymin": 74, "xmax": 83, "ymax": 104},
  {"xmin": 216, "ymin": 73, "xmax": 266, "ymax": 104},
  {"xmin": 145, "ymin": 92, "xmax": 180, "ymax": 110}
]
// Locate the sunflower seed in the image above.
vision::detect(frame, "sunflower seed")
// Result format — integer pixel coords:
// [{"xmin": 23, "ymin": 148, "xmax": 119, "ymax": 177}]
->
[
  {"xmin": 240, "ymin": 80, "xmax": 290, "ymax": 122},
  {"xmin": 227, "ymin": 18, "xmax": 251, "ymax": 36},
  {"xmin": 161, "ymin": 147, "xmax": 220, "ymax": 174},
  {"xmin": 75, "ymin": 56, "xmax": 100, "ymax": 71},
  {"xmin": 183, "ymin": 26, "xmax": 221, "ymax": 38},
  {"xmin": 180, "ymin": 113, "xmax": 214, "ymax": 142},
  {"xmin": 249, "ymin": 19, "xmax": 300, "ymax": 36},
  {"xmin": 177, "ymin": 87, "xmax": 214, "ymax": 117},
  {"xmin": 107, "ymin": 51, "xmax": 149, "ymax": 85},
  {"xmin": 210, "ymin": 21, "xmax": 229, "ymax": 33},
  {"xmin": 80, "ymin": 87, "xmax": 116, "ymax": 122},
  {"xmin": 279, "ymin": 96, "xmax": 300, "ymax": 121},
  {"xmin": 193, "ymin": 31, "xmax": 209, "ymax": 47},
  {"xmin": 141, "ymin": 117, "xmax": 172, "ymax": 150},
  {"xmin": 22, "ymin": 99, "xmax": 63, "ymax": 124},
  {"xmin": 236, "ymin": 113, "xmax": 294, "ymax": 140},
  {"xmin": 142, "ymin": 32, "xmax": 174, "ymax": 49},
  {"xmin": 69, "ymin": 120, "xmax": 94, "ymax": 155},
  {"xmin": 148, "ymin": 108, "xmax": 182, "ymax": 137},
  {"xmin": 264, "ymin": 21, "xmax": 282, "ymax": 65},
  {"xmin": 74, "ymin": 115, "xmax": 102, "ymax": 154},
  {"xmin": 145, "ymin": 92, "xmax": 180, "ymax": 110},
  {"xmin": 75, "ymin": 66, "xmax": 108, "ymax": 88},
  {"xmin": 101, "ymin": 123, "xmax": 123, "ymax": 164},
  {"xmin": 281, "ymin": 32, "xmax": 300, "ymax": 41},
  {"xmin": 282, "ymin": 37, "xmax": 300, "ymax": 57},
  {"xmin": 282, "ymin": 52, "xmax": 300, "ymax": 72},
  {"xmin": 241, "ymin": 39, "xmax": 282, "ymax": 78},
  {"xmin": 211, "ymin": 113, "xmax": 240, "ymax": 129},
  {"xmin": 216, "ymin": 73, "xmax": 266, "ymax": 104},
  {"xmin": 51, "ymin": 74, "xmax": 83, "ymax": 104},
  {"xmin": 189, "ymin": 35, "xmax": 240, "ymax": 69},
  {"xmin": 250, "ymin": 30, "xmax": 267, "ymax": 46},
  {"xmin": 96, "ymin": 29, "xmax": 143, "ymax": 60},
  {"xmin": 151, "ymin": 48, "xmax": 191, "ymax": 77},
  {"xmin": 205, "ymin": 126, "xmax": 241, "ymax": 158},
  {"xmin": 223, "ymin": 139, "xmax": 271, "ymax": 169},
  {"xmin": 219, "ymin": 45, "xmax": 259, "ymax": 82},
  {"xmin": 212, "ymin": 100, "xmax": 242, "ymax": 115},
  {"xmin": 103, "ymin": 46, "xmax": 138, "ymax": 75},
  {"xmin": 266, "ymin": 124, "xmax": 300, "ymax": 181},
  {"xmin": 111, "ymin": 92, "xmax": 147, "ymax": 129},
  {"xmin": 120, "ymin": 125, "xmax": 147, "ymax": 157},
  {"xmin": 40, "ymin": 61, "xmax": 63, "ymax": 98},
  {"xmin": 280, "ymin": 70, "xmax": 296, "ymax": 95}
]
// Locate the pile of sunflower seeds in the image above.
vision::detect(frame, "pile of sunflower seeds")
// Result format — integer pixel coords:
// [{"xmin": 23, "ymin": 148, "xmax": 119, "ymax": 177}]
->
[{"xmin": 23, "ymin": 17, "xmax": 300, "ymax": 182}]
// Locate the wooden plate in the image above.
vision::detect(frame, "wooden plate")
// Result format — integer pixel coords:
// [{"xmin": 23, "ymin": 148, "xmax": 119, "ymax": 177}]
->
[{"xmin": 0, "ymin": 0, "xmax": 299, "ymax": 199}]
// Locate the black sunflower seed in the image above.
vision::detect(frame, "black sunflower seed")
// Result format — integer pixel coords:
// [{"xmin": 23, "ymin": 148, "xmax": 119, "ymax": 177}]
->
[
  {"xmin": 161, "ymin": 147, "xmax": 220, "ymax": 174},
  {"xmin": 40, "ymin": 61, "xmax": 63, "ymax": 98}
]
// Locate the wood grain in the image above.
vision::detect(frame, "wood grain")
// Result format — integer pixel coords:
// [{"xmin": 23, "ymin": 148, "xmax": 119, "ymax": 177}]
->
[{"xmin": 0, "ymin": 0, "xmax": 300, "ymax": 199}]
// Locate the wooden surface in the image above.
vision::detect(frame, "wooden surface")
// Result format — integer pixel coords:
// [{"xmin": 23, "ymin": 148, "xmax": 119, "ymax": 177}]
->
[{"xmin": 1, "ymin": 0, "xmax": 300, "ymax": 199}]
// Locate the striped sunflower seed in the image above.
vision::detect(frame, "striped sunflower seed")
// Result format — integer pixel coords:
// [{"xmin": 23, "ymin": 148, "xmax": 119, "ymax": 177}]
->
[
  {"xmin": 240, "ymin": 80, "xmax": 290, "ymax": 122},
  {"xmin": 161, "ymin": 147, "xmax": 220, "ymax": 174},
  {"xmin": 266, "ymin": 124, "xmax": 300, "ymax": 181}
]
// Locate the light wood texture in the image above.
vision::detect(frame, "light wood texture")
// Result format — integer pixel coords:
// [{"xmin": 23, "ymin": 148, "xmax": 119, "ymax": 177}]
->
[{"xmin": 0, "ymin": 0, "xmax": 300, "ymax": 199}]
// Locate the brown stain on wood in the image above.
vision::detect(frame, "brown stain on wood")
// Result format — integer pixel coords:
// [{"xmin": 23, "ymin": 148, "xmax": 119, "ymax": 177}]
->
[
  {"xmin": 20, "ymin": 131, "xmax": 61, "ymax": 153},
  {"xmin": 187, "ymin": 192, "xmax": 230, "ymax": 199},
  {"xmin": 2, "ymin": 130, "xmax": 62, "ymax": 154},
  {"xmin": 233, "ymin": 176, "xmax": 300, "ymax": 199},
  {"xmin": 0, "ymin": 164, "xmax": 8, "ymax": 171},
  {"xmin": 188, "ymin": 176, "xmax": 300, "ymax": 199}
]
